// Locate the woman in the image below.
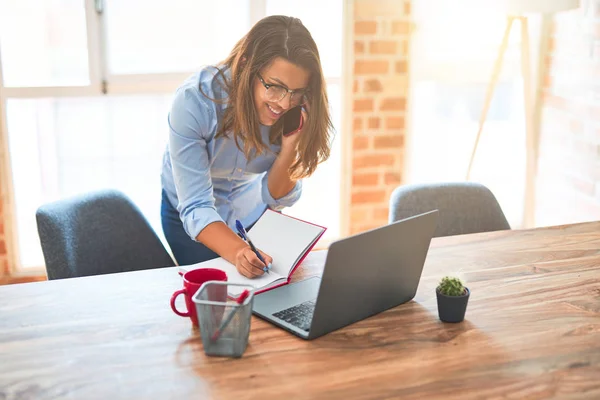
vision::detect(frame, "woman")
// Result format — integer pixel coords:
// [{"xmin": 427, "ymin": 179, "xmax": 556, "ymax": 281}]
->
[{"xmin": 160, "ymin": 15, "xmax": 333, "ymax": 279}]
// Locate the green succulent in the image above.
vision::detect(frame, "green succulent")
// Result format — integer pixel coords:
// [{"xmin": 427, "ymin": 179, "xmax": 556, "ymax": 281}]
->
[{"xmin": 437, "ymin": 276, "xmax": 466, "ymax": 296}]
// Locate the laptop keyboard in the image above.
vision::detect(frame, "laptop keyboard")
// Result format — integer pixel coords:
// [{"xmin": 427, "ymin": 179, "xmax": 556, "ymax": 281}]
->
[{"xmin": 273, "ymin": 300, "xmax": 316, "ymax": 332}]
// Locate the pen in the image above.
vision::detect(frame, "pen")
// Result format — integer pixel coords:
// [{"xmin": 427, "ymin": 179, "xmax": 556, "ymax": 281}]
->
[
  {"xmin": 235, "ymin": 220, "xmax": 271, "ymax": 274},
  {"xmin": 210, "ymin": 289, "xmax": 251, "ymax": 342}
]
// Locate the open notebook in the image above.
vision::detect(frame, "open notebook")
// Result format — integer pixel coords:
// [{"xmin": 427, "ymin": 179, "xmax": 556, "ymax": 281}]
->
[{"xmin": 178, "ymin": 210, "xmax": 326, "ymax": 297}]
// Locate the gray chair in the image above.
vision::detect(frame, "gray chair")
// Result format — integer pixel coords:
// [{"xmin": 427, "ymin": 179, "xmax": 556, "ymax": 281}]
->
[
  {"xmin": 389, "ymin": 182, "xmax": 510, "ymax": 238},
  {"xmin": 36, "ymin": 189, "xmax": 175, "ymax": 280}
]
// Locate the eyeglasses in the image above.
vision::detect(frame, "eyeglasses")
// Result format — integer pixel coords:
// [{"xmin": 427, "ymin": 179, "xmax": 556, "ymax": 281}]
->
[{"xmin": 257, "ymin": 73, "xmax": 308, "ymax": 106}]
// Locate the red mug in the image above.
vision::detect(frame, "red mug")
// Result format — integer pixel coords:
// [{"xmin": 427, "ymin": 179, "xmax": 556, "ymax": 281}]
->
[{"xmin": 170, "ymin": 268, "xmax": 227, "ymax": 326}]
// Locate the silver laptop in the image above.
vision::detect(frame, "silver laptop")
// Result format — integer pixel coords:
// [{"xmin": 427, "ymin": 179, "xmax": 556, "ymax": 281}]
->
[{"xmin": 252, "ymin": 210, "xmax": 439, "ymax": 340}]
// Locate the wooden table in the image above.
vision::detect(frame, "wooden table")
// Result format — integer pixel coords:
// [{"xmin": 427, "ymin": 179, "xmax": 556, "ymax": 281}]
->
[{"xmin": 1, "ymin": 222, "xmax": 599, "ymax": 399}]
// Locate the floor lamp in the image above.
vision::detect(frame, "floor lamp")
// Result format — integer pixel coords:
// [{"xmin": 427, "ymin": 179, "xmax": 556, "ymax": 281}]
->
[{"xmin": 465, "ymin": 0, "xmax": 580, "ymax": 227}]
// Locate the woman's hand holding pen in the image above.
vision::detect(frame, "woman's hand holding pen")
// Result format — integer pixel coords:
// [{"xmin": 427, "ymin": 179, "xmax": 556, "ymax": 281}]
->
[
  {"xmin": 234, "ymin": 219, "xmax": 273, "ymax": 278},
  {"xmin": 235, "ymin": 247, "xmax": 273, "ymax": 278}
]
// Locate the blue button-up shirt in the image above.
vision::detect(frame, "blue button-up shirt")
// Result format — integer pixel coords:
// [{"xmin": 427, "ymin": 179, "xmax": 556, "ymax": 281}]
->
[{"xmin": 161, "ymin": 67, "xmax": 302, "ymax": 241}]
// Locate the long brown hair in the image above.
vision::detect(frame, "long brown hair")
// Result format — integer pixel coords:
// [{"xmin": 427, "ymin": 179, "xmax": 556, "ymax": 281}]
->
[{"xmin": 203, "ymin": 15, "xmax": 333, "ymax": 179}]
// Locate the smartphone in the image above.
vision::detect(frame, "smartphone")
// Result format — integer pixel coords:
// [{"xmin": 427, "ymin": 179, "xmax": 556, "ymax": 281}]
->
[{"xmin": 282, "ymin": 106, "xmax": 303, "ymax": 136}]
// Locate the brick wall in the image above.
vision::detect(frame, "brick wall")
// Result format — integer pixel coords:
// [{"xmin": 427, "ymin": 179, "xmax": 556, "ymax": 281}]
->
[
  {"xmin": 536, "ymin": 0, "xmax": 600, "ymax": 226},
  {"xmin": 350, "ymin": 0, "xmax": 410, "ymax": 234},
  {"xmin": 0, "ymin": 109, "xmax": 13, "ymax": 278}
]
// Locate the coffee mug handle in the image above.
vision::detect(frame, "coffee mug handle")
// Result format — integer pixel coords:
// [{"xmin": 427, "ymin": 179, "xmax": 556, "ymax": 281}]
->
[{"xmin": 170, "ymin": 289, "xmax": 190, "ymax": 318}]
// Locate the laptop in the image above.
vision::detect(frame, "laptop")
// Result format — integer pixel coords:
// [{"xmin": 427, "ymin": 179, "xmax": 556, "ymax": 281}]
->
[{"xmin": 252, "ymin": 209, "xmax": 439, "ymax": 340}]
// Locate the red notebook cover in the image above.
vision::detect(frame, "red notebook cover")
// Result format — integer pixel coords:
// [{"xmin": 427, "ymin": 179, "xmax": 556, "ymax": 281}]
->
[{"xmin": 253, "ymin": 209, "xmax": 327, "ymax": 295}]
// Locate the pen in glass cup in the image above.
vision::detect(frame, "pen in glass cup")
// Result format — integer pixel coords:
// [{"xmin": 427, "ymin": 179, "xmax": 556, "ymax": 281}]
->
[
  {"xmin": 210, "ymin": 289, "xmax": 251, "ymax": 342},
  {"xmin": 235, "ymin": 220, "xmax": 271, "ymax": 273}
]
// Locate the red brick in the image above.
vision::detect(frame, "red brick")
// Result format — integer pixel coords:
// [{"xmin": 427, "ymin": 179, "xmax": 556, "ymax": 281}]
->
[
  {"xmin": 350, "ymin": 225, "xmax": 365, "ymax": 235},
  {"xmin": 392, "ymin": 21, "xmax": 410, "ymax": 35},
  {"xmin": 380, "ymin": 97, "xmax": 406, "ymax": 111},
  {"xmin": 353, "ymin": 117, "xmax": 363, "ymax": 131},
  {"xmin": 355, "ymin": 1, "xmax": 407, "ymax": 18},
  {"xmin": 354, "ymin": 41, "xmax": 365, "ymax": 54},
  {"xmin": 353, "ymin": 99, "xmax": 374, "ymax": 112},
  {"xmin": 355, "ymin": 60, "xmax": 389, "ymax": 75},
  {"xmin": 353, "ymin": 172, "xmax": 379, "ymax": 186},
  {"xmin": 353, "ymin": 79, "xmax": 359, "ymax": 93},
  {"xmin": 543, "ymin": 74, "xmax": 552, "ymax": 88},
  {"xmin": 352, "ymin": 190, "xmax": 387, "ymax": 204},
  {"xmin": 355, "ymin": 21, "xmax": 377, "ymax": 35},
  {"xmin": 0, "ymin": 220, "xmax": 3, "ymax": 236},
  {"xmin": 350, "ymin": 225, "xmax": 375, "ymax": 235},
  {"xmin": 395, "ymin": 60, "xmax": 408, "ymax": 74},
  {"xmin": 384, "ymin": 172, "xmax": 402, "ymax": 185},
  {"xmin": 374, "ymin": 135, "xmax": 404, "ymax": 149},
  {"xmin": 401, "ymin": 40, "xmax": 409, "ymax": 54},
  {"xmin": 364, "ymin": 79, "xmax": 383, "ymax": 92},
  {"xmin": 386, "ymin": 116, "xmax": 404, "ymax": 130},
  {"xmin": 374, "ymin": 207, "xmax": 389, "ymax": 220},
  {"xmin": 369, "ymin": 40, "xmax": 398, "ymax": 55},
  {"xmin": 368, "ymin": 117, "xmax": 381, "ymax": 129},
  {"xmin": 547, "ymin": 36, "xmax": 555, "ymax": 52},
  {"xmin": 356, "ymin": 222, "xmax": 386, "ymax": 233},
  {"xmin": 353, "ymin": 136, "xmax": 369, "ymax": 150},
  {"xmin": 351, "ymin": 208, "xmax": 370, "ymax": 225},
  {"xmin": 353, "ymin": 154, "xmax": 395, "ymax": 169},
  {"xmin": 0, "ymin": 240, "xmax": 5, "ymax": 255}
]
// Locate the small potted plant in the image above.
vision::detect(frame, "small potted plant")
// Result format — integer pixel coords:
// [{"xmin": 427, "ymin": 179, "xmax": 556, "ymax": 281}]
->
[{"xmin": 436, "ymin": 276, "xmax": 470, "ymax": 323}]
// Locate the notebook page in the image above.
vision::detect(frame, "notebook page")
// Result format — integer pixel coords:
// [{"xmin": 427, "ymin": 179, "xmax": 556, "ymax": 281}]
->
[
  {"xmin": 248, "ymin": 210, "xmax": 326, "ymax": 277},
  {"xmin": 179, "ymin": 257, "xmax": 286, "ymax": 296}
]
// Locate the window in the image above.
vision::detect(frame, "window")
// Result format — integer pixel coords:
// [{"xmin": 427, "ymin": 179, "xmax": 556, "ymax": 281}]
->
[
  {"xmin": 0, "ymin": 0, "xmax": 343, "ymax": 270},
  {"xmin": 0, "ymin": 0, "xmax": 90, "ymax": 87},
  {"xmin": 104, "ymin": 0, "xmax": 250, "ymax": 75},
  {"xmin": 406, "ymin": 0, "xmax": 542, "ymax": 228},
  {"xmin": 6, "ymin": 95, "xmax": 172, "ymax": 267}
]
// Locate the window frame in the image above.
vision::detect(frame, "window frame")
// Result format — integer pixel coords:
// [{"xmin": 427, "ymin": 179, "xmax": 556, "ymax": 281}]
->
[{"xmin": 0, "ymin": 0, "xmax": 350, "ymax": 275}]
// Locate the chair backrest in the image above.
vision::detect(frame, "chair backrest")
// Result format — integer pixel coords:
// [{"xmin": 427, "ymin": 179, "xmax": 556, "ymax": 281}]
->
[
  {"xmin": 36, "ymin": 189, "xmax": 176, "ymax": 280},
  {"xmin": 388, "ymin": 182, "xmax": 510, "ymax": 238}
]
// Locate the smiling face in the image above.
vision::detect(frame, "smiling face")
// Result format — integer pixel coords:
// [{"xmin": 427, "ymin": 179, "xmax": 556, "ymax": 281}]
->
[
  {"xmin": 216, "ymin": 16, "xmax": 332, "ymax": 180},
  {"xmin": 253, "ymin": 57, "xmax": 310, "ymax": 126}
]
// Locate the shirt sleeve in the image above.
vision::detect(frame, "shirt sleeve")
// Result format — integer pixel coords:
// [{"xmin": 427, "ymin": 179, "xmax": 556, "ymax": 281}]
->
[
  {"xmin": 260, "ymin": 173, "xmax": 303, "ymax": 211},
  {"xmin": 168, "ymin": 85, "xmax": 223, "ymax": 241}
]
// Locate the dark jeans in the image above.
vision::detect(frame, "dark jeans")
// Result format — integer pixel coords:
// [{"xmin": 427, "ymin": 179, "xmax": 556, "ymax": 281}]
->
[{"xmin": 161, "ymin": 190, "xmax": 219, "ymax": 266}]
